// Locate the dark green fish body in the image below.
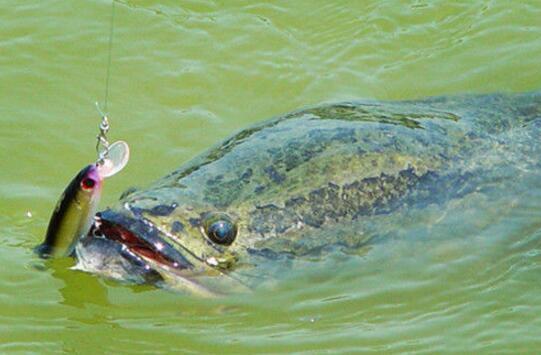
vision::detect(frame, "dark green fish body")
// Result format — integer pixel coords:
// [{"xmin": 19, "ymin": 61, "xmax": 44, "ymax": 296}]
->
[{"xmin": 75, "ymin": 92, "xmax": 541, "ymax": 293}]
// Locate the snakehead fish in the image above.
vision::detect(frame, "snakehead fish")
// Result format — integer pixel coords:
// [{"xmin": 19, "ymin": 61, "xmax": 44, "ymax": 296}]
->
[{"xmin": 48, "ymin": 92, "xmax": 541, "ymax": 295}]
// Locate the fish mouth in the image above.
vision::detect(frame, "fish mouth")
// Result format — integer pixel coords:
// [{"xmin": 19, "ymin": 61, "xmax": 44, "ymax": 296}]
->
[
  {"xmin": 88, "ymin": 209, "xmax": 194, "ymax": 271},
  {"xmin": 81, "ymin": 210, "xmax": 249, "ymax": 296}
]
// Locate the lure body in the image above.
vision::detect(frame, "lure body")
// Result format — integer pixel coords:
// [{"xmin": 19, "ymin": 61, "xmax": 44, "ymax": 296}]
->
[{"xmin": 37, "ymin": 164, "xmax": 103, "ymax": 258}]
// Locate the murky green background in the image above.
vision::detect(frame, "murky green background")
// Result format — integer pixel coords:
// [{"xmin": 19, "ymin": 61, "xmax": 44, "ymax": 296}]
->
[{"xmin": 1, "ymin": 1, "xmax": 541, "ymax": 353}]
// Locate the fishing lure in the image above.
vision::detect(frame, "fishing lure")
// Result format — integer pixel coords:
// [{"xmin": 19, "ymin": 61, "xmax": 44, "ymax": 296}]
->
[
  {"xmin": 37, "ymin": 164, "xmax": 104, "ymax": 258},
  {"xmin": 37, "ymin": 1, "xmax": 127, "ymax": 258},
  {"xmin": 36, "ymin": 133, "xmax": 129, "ymax": 258}
]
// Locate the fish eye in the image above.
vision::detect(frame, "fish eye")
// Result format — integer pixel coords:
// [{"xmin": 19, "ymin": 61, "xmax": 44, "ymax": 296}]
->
[
  {"xmin": 81, "ymin": 178, "xmax": 96, "ymax": 190},
  {"xmin": 203, "ymin": 214, "xmax": 237, "ymax": 246}
]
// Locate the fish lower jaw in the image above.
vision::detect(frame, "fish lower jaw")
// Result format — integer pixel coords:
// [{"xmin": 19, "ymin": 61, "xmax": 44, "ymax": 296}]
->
[{"xmin": 73, "ymin": 237, "xmax": 161, "ymax": 284}]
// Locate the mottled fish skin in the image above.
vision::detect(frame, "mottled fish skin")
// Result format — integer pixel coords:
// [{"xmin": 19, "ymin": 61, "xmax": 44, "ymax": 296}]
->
[{"xmin": 78, "ymin": 92, "xmax": 541, "ymax": 288}]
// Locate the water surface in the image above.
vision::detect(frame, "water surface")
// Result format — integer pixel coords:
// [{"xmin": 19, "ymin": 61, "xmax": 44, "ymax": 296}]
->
[{"xmin": 1, "ymin": 1, "xmax": 541, "ymax": 352}]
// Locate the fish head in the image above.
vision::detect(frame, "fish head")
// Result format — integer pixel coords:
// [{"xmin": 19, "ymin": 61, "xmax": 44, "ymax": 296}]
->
[{"xmin": 76, "ymin": 190, "xmax": 248, "ymax": 294}]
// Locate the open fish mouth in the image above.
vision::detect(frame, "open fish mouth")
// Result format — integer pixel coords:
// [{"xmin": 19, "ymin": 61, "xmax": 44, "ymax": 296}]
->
[
  {"xmin": 79, "ymin": 210, "xmax": 237, "ymax": 296},
  {"xmin": 87, "ymin": 209, "xmax": 194, "ymax": 272}
]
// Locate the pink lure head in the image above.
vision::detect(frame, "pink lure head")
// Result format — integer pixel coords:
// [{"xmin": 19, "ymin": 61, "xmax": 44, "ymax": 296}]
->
[{"xmin": 80, "ymin": 164, "xmax": 104, "ymax": 196}]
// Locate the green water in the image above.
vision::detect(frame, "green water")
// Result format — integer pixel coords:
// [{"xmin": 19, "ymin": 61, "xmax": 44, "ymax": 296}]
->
[{"xmin": 2, "ymin": 1, "xmax": 541, "ymax": 353}]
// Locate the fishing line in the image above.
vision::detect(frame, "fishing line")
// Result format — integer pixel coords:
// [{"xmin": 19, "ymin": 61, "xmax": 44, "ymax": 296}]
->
[
  {"xmin": 103, "ymin": 0, "xmax": 116, "ymax": 113},
  {"xmin": 94, "ymin": 0, "xmax": 129, "ymax": 176},
  {"xmin": 96, "ymin": 0, "xmax": 117, "ymax": 164}
]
